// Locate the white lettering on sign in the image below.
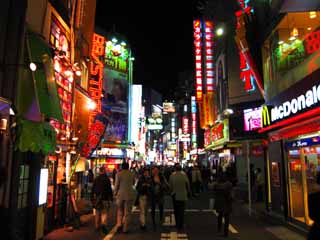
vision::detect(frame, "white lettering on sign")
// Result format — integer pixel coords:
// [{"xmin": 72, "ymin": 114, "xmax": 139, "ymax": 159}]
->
[{"xmin": 271, "ymin": 84, "xmax": 320, "ymax": 122}]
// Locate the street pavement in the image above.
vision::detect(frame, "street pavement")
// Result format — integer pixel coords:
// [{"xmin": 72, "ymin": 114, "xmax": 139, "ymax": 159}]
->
[{"xmin": 45, "ymin": 191, "xmax": 307, "ymax": 240}]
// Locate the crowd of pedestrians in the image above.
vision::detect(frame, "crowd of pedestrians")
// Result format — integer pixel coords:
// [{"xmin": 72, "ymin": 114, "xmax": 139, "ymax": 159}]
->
[{"xmin": 89, "ymin": 161, "xmax": 238, "ymax": 237}]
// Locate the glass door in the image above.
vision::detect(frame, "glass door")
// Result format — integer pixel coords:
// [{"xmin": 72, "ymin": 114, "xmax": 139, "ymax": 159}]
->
[
  {"xmin": 288, "ymin": 149, "xmax": 306, "ymax": 223},
  {"xmin": 288, "ymin": 146, "xmax": 320, "ymax": 226}
]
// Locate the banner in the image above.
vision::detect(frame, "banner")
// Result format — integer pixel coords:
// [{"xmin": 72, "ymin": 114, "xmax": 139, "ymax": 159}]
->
[{"xmin": 81, "ymin": 114, "xmax": 108, "ymax": 158}]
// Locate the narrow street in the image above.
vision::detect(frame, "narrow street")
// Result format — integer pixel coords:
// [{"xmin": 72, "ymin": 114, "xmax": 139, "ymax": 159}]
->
[{"xmin": 45, "ymin": 191, "xmax": 306, "ymax": 240}]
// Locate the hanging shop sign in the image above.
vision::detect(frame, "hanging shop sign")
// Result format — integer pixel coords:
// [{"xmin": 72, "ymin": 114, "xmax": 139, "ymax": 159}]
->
[
  {"xmin": 260, "ymin": 72, "xmax": 320, "ymax": 131},
  {"xmin": 191, "ymin": 96, "xmax": 197, "ymax": 147},
  {"xmin": 204, "ymin": 20, "xmax": 214, "ymax": 93},
  {"xmin": 89, "ymin": 33, "xmax": 105, "ymax": 128},
  {"xmin": 243, "ymin": 107, "xmax": 262, "ymax": 131},
  {"xmin": 81, "ymin": 114, "xmax": 108, "ymax": 158}
]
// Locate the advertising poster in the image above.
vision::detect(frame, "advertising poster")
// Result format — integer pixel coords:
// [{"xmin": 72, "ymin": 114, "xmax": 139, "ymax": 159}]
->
[{"xmin": 102, "ymin": 67, "xmax": 128, "ymax": 142}]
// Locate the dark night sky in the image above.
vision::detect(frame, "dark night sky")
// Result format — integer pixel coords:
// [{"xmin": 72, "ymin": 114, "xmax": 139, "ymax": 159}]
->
[{"xmin": 95, "ymin": 1, "xmax": 199, "ymax": 99}]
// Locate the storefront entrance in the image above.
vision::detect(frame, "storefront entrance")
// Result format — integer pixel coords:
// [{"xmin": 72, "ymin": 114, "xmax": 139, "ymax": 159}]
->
[{"xmin": 287, "ymin": 142, "xmax": 320, "ymax": 226}]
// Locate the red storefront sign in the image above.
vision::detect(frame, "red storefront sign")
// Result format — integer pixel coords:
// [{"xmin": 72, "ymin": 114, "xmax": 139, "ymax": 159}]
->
[
  {"xmin": 89, "ymin": 33, "xmax": 105, "ymax": 128},
  {"xmin": 204, "ymin": 129, "xmax": 211, "ymax": 147},
  {"xmin": 211, "ymin": 122, "xmax": 224, "ymax": 142}
]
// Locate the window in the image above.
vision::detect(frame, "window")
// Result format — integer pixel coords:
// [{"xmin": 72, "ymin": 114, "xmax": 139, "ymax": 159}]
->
[
  {"xmin": 262, "ymin": 11, "xmax": 320, "ymax": 100},
  {"xmin": 18, "ymin": 165, "xmax": 30, "ymax": 209}
]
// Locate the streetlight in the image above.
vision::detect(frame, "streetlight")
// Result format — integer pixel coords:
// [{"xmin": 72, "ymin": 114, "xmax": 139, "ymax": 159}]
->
[{"xmin": 216, "ymin": 27, "xmax": 224, "ymax": 36}]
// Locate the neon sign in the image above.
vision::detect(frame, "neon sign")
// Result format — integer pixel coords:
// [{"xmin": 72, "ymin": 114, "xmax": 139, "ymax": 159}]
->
[
  {"xmin": 89, "ymin": 33, "xmax": 105, "ymax": 128},
  {"xmin": 191, "ymin": 96, "xmax": 197, "ymax": 147},
  {"xmin": 193, "ymin": 20, "xmax": 203, "ymax": 102},
  {"xmin": 182, "ymin": 116, "xmax": 189, "ymax": 134},
  {"xmin": 204, "ymin": 21, "xmax": 214, "ymax": 93},
  {"xmin": 240, "ymin": 51, "xmax": 255, "ymax": 92}
]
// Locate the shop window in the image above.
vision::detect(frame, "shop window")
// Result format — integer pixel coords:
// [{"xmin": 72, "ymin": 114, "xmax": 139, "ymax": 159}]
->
[
  {"xmin": 262, "ymin": 11, "xmax": 320, "ymax": 100},
  {"xmin": 18, "ymin": 165, "xmax": 30, "ymax": 209}
]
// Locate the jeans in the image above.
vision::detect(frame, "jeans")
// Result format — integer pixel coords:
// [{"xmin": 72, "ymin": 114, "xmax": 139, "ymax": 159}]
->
[
  {"xmin": 151, "ymin": 198, "xmax": 164, "ymax": 225},
  {"xmin": 139, "ymin": 195, "xmax": 148, "ymax": 226},
  {"xmin": 95, "ymin": 200, "xmax": 110, "ymax": 229},
  {"xmin": 172, "ymin": 197, "xmax": 186, "ymax": 229},
  {"xmin": 217, "ymin": 211, "xmax": 230, "ymax": 236},
  {"xmin": 116, "ymin": 199, "xmax": 134, "ymax": 232}
]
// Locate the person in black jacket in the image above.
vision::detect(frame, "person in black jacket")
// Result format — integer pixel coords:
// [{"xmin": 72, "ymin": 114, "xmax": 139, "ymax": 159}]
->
[
  {"xmin": 91, "ymin": 166, "xmax": 113, "ymax": 232},
  {"xmin": 308, "ymin": 170, "xmax": 320, "ymax": 240}
]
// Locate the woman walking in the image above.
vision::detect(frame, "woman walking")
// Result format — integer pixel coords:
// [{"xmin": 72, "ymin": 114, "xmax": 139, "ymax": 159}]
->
[
  {"xmin": 150, "ymin": 167, "xmax": 169, "ymax": 229},
  {"xmin": 213, "ymin": 173, "xmax": 233, "ymax": 238}
]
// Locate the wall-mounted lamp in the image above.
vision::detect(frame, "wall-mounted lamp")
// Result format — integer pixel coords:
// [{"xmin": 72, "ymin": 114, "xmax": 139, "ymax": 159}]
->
[{"xmin": 0, "ymin": 118, "xmax": 8, "ymax": 131}]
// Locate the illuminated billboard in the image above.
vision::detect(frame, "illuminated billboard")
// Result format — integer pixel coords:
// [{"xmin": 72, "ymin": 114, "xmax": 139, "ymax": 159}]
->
[
  {"xmin": 193, "ymin": 20, "xmax": 203, "ymax": 102},
  {"xmin": 129, "ymin": 85, "xmax": 142, "ymax": 145},
  {"xmin": 105, "ymin": 38, "xmax": 129, "ymax": 73},
  {"xmin": 163, "ymin": 102, "xmax": 175, "ymax": 113},
  {"xmin": 204, "ymin": 20, "xmax": 214, "ymax": 93},
  {"xmin": 191, "ymin": 96, "xmax": 197, "ymax": 147},
  {"xmin": 243, "ymin": 107, "xmax": 262, "ymax": 131}
]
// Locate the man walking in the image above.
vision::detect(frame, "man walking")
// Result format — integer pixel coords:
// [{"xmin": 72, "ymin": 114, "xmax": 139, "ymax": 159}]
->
[
  {"xmin": 169, "ymin": 163, "xmax": 190, "ymax": 231},
  {"xmin": 136, "ymin": 168, "xmax": 151, "ymax": 230},
  {"xmin": 114, "ymin": 162, "xmax": 136, "ymax": 233},
  {"xmin": 91, "ymin": 166, "xmax": 113, "ymax": 233}
]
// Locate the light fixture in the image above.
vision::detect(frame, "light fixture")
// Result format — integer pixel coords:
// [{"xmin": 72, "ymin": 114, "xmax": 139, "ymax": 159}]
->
[
  {"xmin": 289, "ymin": 36, "xmax": 296, "ymax": 41},
  {"xmin": 216, "ymin": 27, "xmax": 224, "ymax": 36},
  {"xmin": 60, "ymin": 136, "xmax": 66, "ymax": 141},
  {"xmin": 307, "ymin": 27, "xmax": 312, "ymax": 31},
  {"xmin": 70, "ymin": 149, "xmax": 76, "ymax": 154},
  {"xmin": 112, "ymin": 38, "xmax": 118, "ymax": 43},
  {"xmin": 9, "ymin": 108, "xmax": 15, "ymax": 116},
  {"xmin": 278, "ymin": 40, "xmax": 284, "ymax": 45},
  {"xmin": 309, "ymin": 11, "xmax": 317, "ymax": 19},
  {"xmin": 291, "ymin": 27, "xmax": 299, "ymax": 37},
  {"xmin": 75, "ymin": 70, "xmax": 81, "ymax": 76},
  {"xmin": 88, "ymin": 100, "xmax": 96, "ymax": 110},
  {"xmin": 29, "ymin": 62, "xmax": 37, "ymax": 72},
  {"xmin": 0, "ymin": 118, "xmax": 8, "ymax": 131},
  {"xmin": 64, "ymin": 70, "xmax": 72, "ymax": 77},
  {"xmin": 121, "ymin": 41, "xmax": 126, "ymax": 46},
  {"xmin": 72, "ymin": 136, "xmax": 79, "ymax": 141},
  {"xmin": 223, "ymin": 108, "xmax": 234, "ymax": 115}
]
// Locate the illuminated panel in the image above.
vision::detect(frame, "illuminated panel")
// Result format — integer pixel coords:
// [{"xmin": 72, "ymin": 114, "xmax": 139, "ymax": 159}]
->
[
  {"xmin": 191, "ymin": 96, "xmax": 197, "ymax": 148},
  {"xmin": 89, "ymin": 33, "xmax": 105, "ymax": 128},
  {"xmin": 240, "ymin": 51, "xmax": 255, "ymax": 92},
  {"xmin": 204, "ymin": 21, "xmax": 214, "ymax": 93},
  {"xmin": 182, "ymin": 116, "xmax": 189, "ymax": 135},
  {"xmin": 235, "ymin": 0, "xmax": 253, "ymax": 16},
  {"xmin": 193, "ymin": 20, "xmax": 203, "ymax": 102}
]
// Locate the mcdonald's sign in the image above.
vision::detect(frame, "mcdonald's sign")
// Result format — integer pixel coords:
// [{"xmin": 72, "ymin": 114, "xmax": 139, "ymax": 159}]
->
[{"xmin": 261, "ymin": 105, "xmax": 272, "ymax": 128}]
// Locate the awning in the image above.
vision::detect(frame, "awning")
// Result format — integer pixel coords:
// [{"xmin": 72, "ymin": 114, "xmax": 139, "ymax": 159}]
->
[
  {"xmin": 17, "ymin": 31, "xmax": 63, "ymax": 122},
  {"xmin": 15, "ymin": 119, "xmax": 57, "ymax": 154}
]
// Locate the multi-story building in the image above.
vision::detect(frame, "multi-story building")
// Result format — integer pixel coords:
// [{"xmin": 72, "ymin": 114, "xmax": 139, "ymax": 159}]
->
[
  {"xmin": 0, "ymin": 1, "xmax": 97, "ymax": 239},
  {"xmin": 257, "ymin": 0, "xmax": 320, "ymax": 232}
]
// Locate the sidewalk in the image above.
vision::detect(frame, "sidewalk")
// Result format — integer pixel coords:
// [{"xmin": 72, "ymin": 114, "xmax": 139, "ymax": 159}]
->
[{"xmin": 44, "ymin": 214, "xmax": 103, "ymax": 240}]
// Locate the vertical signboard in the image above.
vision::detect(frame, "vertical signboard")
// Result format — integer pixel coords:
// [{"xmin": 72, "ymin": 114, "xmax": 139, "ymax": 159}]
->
[
  {"xmin": 89, "ymin": 33, "xmax": 105, "ymax": 128},
  {"xmin": 191, "ymin": 96, "xmax": 197, "ymax": 148},
  {"xmin": 130, "ymin": 85, "xmax": 142, "ymax": 145},
  {"xmin": 204, "ymin": 21, "xmax": 214, "ymax": 93},
  {"xmin": 193, "ymin": 20, "xmax": 203, "ymax": 102},
  {"xmin": 102, "ymin": 38, "xmax": 129, "ymax": 143}
]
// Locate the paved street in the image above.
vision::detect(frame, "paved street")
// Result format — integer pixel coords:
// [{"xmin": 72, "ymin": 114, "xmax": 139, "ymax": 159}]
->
[{"xmin": 45, "ymin": 191, "xmax": 307, "ymax": 240}]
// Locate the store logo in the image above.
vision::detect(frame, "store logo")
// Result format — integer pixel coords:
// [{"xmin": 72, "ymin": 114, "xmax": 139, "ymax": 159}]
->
[
  {"xmin": 262, "ymin": 105, "xmax": 271, "ymax": 127},
  {"xmin": 271, "ymin": 84, "xmax": 320, "ymax": 122}
]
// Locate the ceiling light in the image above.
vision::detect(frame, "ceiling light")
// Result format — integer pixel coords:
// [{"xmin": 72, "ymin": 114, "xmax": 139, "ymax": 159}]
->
[
  {"xmin": 307, "ymin": 27, "xmax": 312, "ymax": 31},
  {"xmin": 289, "ymin": 36, "xmax": 296, "ymax": 41},
  {"xmin": 278, "ymin": 40, "xmax": 284, "ymax": 45}
]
